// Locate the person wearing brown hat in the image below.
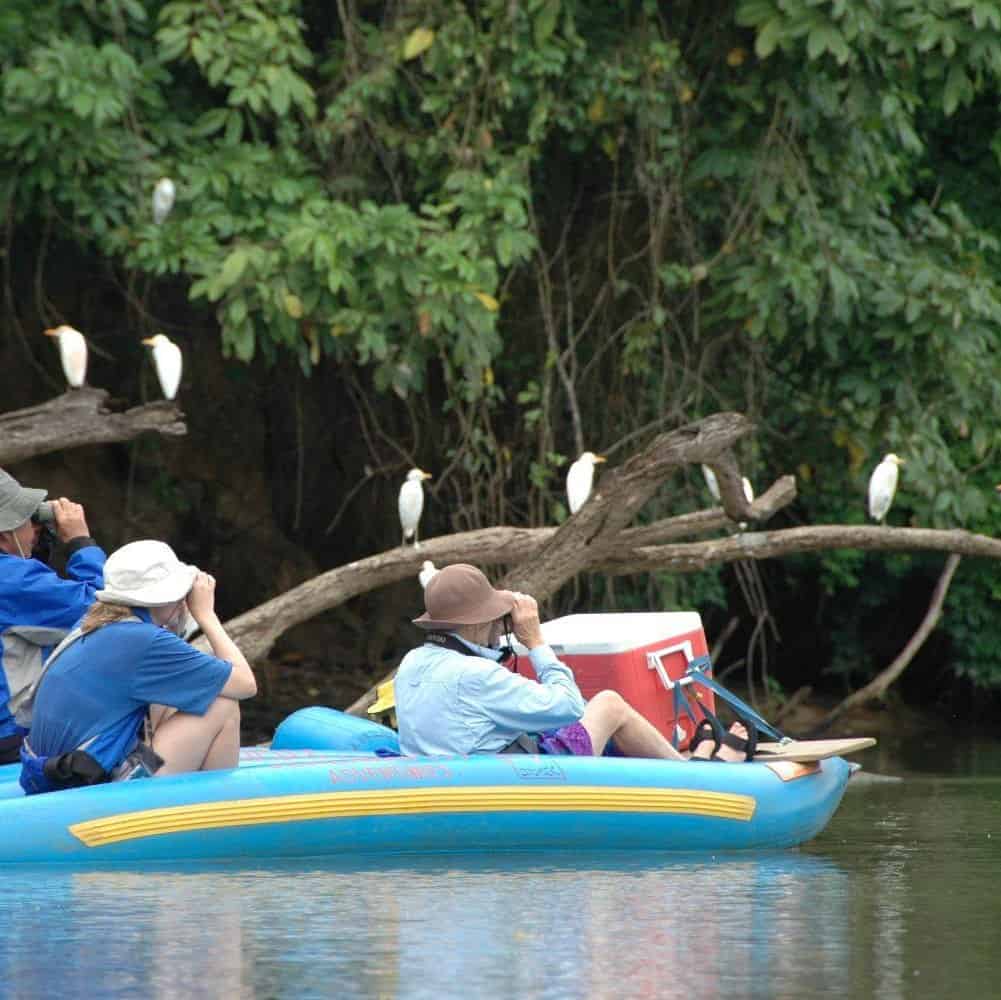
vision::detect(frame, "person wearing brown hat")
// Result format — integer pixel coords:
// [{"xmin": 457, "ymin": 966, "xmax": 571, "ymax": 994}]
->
[
  {"xmin": 0, "ymin": 468, "xmax": 106, "ymax": 763},
  {"xmin": 397, "ymin": 564, "xmax": 746, "ymax": 761}
]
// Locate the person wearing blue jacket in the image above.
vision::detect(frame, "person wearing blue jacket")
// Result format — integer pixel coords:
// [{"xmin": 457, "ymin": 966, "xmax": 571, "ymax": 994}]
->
[{"xmin": 0, "ymin": 468, "xmax": 106, "ymax": 763}]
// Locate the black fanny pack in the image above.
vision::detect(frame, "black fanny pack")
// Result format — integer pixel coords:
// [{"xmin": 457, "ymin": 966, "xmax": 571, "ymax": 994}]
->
[
  {"xmin": 42, "ymin": 749, "xmax": 108, "ymax": 788},
  {"xmin": 0, "ymin": 733, "xmax": 23, "ymax": 766}
]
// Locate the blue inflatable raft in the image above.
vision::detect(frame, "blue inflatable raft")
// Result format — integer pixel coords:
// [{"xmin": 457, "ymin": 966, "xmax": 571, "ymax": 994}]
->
[{"xmin": 0, "ymin": 708, "xmax": 855, "ymax": 866}]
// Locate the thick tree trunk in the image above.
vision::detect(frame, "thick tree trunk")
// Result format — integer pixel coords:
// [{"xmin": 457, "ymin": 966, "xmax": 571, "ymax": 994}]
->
[{"xmin": 0, "ymin": 388, "xmax": 186, "ymax": 465}]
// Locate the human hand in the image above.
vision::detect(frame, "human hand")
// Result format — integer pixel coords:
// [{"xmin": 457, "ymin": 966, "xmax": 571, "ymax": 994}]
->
[
  {"xmin": 50, "ymin": 497, "xmax": 90, "ymax": 543},
  {"xmin": 185, "ymin": 571, "xmax": 217, "ymax": 626},
  {"xmin": 508, "ymin": 592, "xmax": 545, "ymax": 649}
]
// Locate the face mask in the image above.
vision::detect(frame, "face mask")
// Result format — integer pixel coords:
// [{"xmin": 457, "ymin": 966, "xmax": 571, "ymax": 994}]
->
[{"xmin": 162, "ymin": 603, "xmax": 195, "ymax": 639}]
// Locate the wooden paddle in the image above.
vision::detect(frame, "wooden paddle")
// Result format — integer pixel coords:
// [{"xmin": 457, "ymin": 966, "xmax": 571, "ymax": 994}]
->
[{"xmin": 751, "ymin": 737, "xmax": 876, "ymax": 763}]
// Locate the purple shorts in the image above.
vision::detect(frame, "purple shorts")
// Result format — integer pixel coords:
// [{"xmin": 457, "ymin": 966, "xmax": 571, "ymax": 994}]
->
[{"xmin": 537, "ymin": 722, "xmax": 594, "ymax": 757}]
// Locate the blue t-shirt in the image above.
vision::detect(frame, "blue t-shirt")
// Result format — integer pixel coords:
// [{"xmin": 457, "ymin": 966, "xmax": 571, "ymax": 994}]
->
[{"xmin": 27, "ymin": 610, "xmax": 233, "ymax": 771}]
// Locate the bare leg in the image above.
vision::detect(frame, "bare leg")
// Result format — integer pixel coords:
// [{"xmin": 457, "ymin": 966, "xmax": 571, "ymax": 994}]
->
[
  {"xmin": 152, "ymin": 698, "xmax": 241, "ymax": 775},
  {"xmin": 148, "ymin": 704, "xmax": 176, "ymax": 731},
  {"xmin": 579, "ymin": 691, "xmax": 686, "ymax": 760},
  {"xmin": 579, "ymin": 691, "xmax": 749, "ymax": 762}
]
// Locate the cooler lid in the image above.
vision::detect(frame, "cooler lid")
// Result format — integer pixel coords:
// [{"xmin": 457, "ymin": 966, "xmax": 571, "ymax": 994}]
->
[{"xmin": 512, "ymin": 612, "xmax": 704, "ymax": 655}]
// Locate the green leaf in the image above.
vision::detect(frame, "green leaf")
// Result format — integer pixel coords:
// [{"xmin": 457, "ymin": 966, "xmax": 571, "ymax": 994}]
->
[
  {"xmin": 402, "ymin": 27, "xmax": 435, "ymax": 61},
  {"xmin": 534, "ymin": 0, "xmax": 560, "ymax": 46},
  {"xmin": 220, "ymin": 248, "xmax": 249, "ymax": 290},
  {"xmin": 755, "ymin": 19, "xmax": 782, "ymax": 59}
]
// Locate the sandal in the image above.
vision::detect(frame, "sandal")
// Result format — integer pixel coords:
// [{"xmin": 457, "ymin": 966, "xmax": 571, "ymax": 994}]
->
[
  {"xmin": 687, "ymin": 718, "xmax": 723, "ymax": 760},
  {"xmin": 689, "ymin": 712, "xmax": 760, "ymax": 761}
]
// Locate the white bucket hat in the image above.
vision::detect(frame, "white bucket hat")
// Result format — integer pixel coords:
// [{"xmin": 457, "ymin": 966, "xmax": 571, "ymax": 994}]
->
[{"xmin": 96, "ymin": 540, "xmax": 198, "ymax": 607}]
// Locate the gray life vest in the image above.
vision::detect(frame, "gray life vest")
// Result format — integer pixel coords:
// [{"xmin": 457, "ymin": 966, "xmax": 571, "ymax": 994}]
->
[
  {"xmin": 13, "ymin": 618, "xmax": 139, "ymax": 729},
  {"xmin": 2, "ymin": 626, "xmax": 70, "ymax": 722}
]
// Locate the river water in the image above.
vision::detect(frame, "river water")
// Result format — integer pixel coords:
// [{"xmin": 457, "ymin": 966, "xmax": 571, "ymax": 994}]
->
[{"xmin": 1, "ymin": 741, "xmax": 998, "ymax": 1000}]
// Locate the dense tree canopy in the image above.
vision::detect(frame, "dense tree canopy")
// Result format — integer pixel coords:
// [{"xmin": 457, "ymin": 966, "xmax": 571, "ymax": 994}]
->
[{"xmin": 5, "ymin": 0, "xmax": 1001, "ymax": 700}]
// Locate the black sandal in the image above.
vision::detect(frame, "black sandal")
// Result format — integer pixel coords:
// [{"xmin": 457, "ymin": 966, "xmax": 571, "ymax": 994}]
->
[
  {"xmin": 689, "ymin": 711, "xmax": 760, "ymax": 761},
  {"xmin": 688, "ymin": 718, "xmax": 723, "ymax": 760}
]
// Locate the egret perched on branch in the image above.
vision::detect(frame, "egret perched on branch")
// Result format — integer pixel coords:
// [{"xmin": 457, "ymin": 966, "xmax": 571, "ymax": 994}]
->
[
  {"xmin": 868, "ymin": 453, "xmax": 903, "ymax": 523},
  {"xmin": 419, "ymin": 560, "xmax": 439, "ymax": 589},
  {"xmin": 702, "ymin": 465, "xmax": 721, "ymax": 502},
  {"xmin": 152, "ymin": 177, "xmax": 176, "ymax": 225},
  {"xmin": 742, "ymin": 477, "xmax": 755, "ymax": 504},
  {"xmin": 141, "ymin": 334, "xmax": 183, "ymax": 400},
  {"xmin": 399, "ymin": 468, "xmax": 432, "ymax": 547},
  {"xmin": 43, "ymin": 325, "xmax": 88, "ymax": 388},
  {"xmin": 566, "ymin": 451, "xmax": 607, "ymax": 515}
]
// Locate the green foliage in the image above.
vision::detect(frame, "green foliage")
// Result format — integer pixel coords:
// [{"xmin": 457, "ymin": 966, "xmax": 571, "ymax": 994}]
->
[
  {"xmin": 8, "ymin": 0, "xmax": 1001, "ymax": 693},
  {"xmin": 945, "ymin": 568, "xmax": 1001, "ymax": 688}
]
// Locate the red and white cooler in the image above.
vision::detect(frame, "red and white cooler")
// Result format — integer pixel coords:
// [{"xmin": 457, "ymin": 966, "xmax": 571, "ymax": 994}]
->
[{"xmin": 513, "ymin": 612, "xmax": 715, "ymax": 749}]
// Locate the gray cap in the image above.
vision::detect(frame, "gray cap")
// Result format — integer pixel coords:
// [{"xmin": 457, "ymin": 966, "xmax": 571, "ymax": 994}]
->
[{"xmin": 0, "ymin": 469, "xmax": 46, "ymax": 532}]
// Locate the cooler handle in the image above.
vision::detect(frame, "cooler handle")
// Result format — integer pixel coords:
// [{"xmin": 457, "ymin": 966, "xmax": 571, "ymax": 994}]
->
[{"xmin": 645, "ymin": 641, "xmax": 695, "ymax": 691}]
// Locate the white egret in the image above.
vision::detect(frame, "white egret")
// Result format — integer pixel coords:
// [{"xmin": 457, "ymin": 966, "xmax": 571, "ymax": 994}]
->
[
  {"xmin": 702, "ymin": 465, "xmax": 721, "ymax": 502},
  {"xmin": 566, "ymin": 451, "xmax": 607, "ymax": 514},
  {"xmin": 43, "ymin": 325, "xmax": 88, "ymax": 388},
  {"xmin": 868, "ymin": 453, "xmax": 903, "ymax": 523},
  {"xmin": 152, "ymin": 177, "xmax": 176, "ymax": 225},
  {"xmin": 418, "ymin": 560, "xmax": 439, "ymax": 589},
  {"xmin": 742, "ymin": 477, "xmax": 754, "ymax": 504},
  {"xmin": 399, "ymin": 468, "xmax": 432, "ymax": 547},
  {"xmin": 141, "ymin": 334, "xmax": 183, "ymax": 400}
]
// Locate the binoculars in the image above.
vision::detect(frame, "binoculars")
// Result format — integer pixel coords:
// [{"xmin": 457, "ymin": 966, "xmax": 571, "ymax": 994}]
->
[{"xmin": 30, "ymin": 502, "xmax": 55, "ymax": 526}]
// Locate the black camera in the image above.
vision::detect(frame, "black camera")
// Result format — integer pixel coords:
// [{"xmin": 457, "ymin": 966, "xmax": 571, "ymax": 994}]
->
[{"xmin": 30, "ymin": 501, "xmax": 55, "ymax": 526}]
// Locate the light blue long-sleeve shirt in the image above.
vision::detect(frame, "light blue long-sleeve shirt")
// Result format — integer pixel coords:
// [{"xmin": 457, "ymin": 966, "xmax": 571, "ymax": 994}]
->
[{"xmin": 395, "ymin": 635, "xmax": 586, "ymax": 756}]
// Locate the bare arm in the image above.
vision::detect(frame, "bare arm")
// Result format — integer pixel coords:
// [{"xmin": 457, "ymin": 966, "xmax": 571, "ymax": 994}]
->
[{"xmin": 187, "ymin": 573, "xmax": 257, "ymax": 700}]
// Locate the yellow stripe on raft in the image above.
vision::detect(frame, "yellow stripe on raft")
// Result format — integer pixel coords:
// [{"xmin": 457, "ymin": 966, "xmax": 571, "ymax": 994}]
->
[{"xmin": 69, "ymin": 785, "xmax": 757, "ymax": 847}]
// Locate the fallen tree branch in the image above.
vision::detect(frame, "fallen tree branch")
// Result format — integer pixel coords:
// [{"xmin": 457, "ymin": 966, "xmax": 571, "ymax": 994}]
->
[
  {"xmin": 202, "ymin": 517, "xmax": 1000, "ymax": 670},
  {"xmin": 0, "ymin": 388, "xmax": 186, "ymax": 465},
  {"xmin": 202, "ymin": 414, "xmax": 765, "ymax": 665},
  {"xmin": 607, "ymin": 525, "xmax": 1001, "ymax": 572},
  {"xmin": 499, "ymin": 412, "xmax": 755, "ymax": 594},
  {"xmin": 772, "ymin": 685, "xmax": 813, "ymax": 727},
  {"xmin": 816, "ymin": 553, "xmax": 962, "ymax": 729}
]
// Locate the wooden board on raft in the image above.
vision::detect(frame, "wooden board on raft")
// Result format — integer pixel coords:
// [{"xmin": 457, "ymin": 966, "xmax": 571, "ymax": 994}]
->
[{"xmin": 751, "ymin": 737, "xmax": 876, "ymax": 763}]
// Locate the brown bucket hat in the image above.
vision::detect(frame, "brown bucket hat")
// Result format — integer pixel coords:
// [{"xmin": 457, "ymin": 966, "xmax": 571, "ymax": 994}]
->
[{"xmin": 413, "ymin": 564, "xmax": 515, "ymax": 630}]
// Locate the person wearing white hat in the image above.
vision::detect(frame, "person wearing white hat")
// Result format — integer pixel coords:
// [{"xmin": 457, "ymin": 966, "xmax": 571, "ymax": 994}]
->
[
  {"xmin": 0, "ymin": 467, "xmax": 106, "ymax": 764},
  {"xmin": 19, "ymin": 540, "xmax": 257, "ymax": 795}
]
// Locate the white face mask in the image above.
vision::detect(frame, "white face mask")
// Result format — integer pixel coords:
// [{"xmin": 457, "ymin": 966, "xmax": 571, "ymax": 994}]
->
[{"xmin": 161, "ymin": 601, "xmax": 195, "ymax": 639}]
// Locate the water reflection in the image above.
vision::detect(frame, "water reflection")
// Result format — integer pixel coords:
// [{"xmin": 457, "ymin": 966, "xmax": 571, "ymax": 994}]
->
[
  {"xmin": 2, "ymin": 760, "xmax": 999, "ymax": 999},
  {"xmin": 0, "ymin": 853, "xmax": 849, "ymax": 999}
]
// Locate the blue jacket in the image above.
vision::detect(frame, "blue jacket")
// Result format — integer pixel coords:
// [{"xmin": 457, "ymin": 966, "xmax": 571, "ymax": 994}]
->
[{"xmin": 0, "ymin": 544, "xmax": 106, "ymax": 738}]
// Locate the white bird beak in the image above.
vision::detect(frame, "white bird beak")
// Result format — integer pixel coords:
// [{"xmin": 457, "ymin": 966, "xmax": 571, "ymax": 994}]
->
[
  {"xmin": 141, "ymin": 337, "xmax": 156, "ymax": 346},
  {"xmin": 593, "ymin": 455, "xmax": 607, "ymax": 463}
]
